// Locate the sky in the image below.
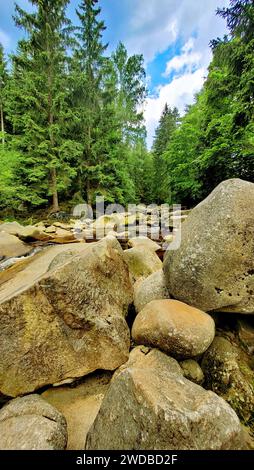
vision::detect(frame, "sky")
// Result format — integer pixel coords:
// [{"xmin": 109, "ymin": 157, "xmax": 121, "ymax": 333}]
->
[{"xmin": 0, "ymin": 0, "xmax": 230, "ymax": 148}]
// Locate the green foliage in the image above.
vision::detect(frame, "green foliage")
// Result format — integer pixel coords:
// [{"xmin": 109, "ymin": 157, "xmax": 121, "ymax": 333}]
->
[
  {"xmin": 0, "ymin": 0, "xmax": 253, "ymax": 215},
  {"xmin": 152, "ymin": 104, "xmax": 180, "ymax": 203},
  {"xmin": 5, "ymin": 0, "xmax": 78, "ymax": 211}
]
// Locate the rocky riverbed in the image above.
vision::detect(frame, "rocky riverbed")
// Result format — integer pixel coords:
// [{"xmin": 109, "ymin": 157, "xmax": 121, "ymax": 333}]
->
[{"xmin": 0, "ymin": 178, "xmax": 253, "ymax": 450}]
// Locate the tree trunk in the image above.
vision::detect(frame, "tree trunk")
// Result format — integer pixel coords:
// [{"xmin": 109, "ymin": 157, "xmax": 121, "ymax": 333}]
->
[
  {"xmin": 87, "ymin": 178, "xmax": 92, "ymax": 205},
  {"xmin": 86, "ymin": 125, "xmax": 92, "ymax": 205},
  {"xmin": 0, "ymin": 102, "xmax": 5, "ymax": 147},
  {"xmin": 51, "ymin": 167, "xmax": 59, "ymax": 212},
  {"xmin": 46, "ymin": 20, "xmax": 59, "ymax": 213}
]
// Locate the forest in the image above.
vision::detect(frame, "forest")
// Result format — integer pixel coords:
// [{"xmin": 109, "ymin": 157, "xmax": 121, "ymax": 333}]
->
[{"xmin": 0, "ymin": 0, "xmax": 253, "ymax": 216}]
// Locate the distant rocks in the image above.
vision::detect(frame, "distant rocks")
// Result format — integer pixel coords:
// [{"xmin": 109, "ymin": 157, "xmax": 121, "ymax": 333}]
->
[
  {"xmin": 0, "ymin": 232, "xmax": 32, "ymax": 260},
  {"xmin": 132, "ymin": 300, "xmax": 215, "ymax": 359},
  {"xmin": 164, "ymin": 179, "xmax": 254, "ymax": 314},
  {"xmin": 0, "ymin": 395, "xmax": 67, "ymax": 450},
  {"xmin": 128, "ymin": 236, "xmax": 160, "ymax": 252}
]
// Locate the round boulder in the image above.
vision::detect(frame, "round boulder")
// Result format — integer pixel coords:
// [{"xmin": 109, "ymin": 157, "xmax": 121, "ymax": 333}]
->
[{"xmin": 132, "ymin": 299, "xmax": 215, "ymax": 359}]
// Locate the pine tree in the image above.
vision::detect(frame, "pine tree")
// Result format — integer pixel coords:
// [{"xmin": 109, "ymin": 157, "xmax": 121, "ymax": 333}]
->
[
  {"xmin": 152, "ymin": 104, "xmax": 180, "ymax": 203},
  {"xmin": 9, "ymin": 0, "xmax": 77, "ymax": 211},
  {"xmin": 0, "ymin": 44, "xmax": 7, "ymax": 147},
  {"xmin": 73, "ymin": 0, "xmax": 108, "ymax": 203}
]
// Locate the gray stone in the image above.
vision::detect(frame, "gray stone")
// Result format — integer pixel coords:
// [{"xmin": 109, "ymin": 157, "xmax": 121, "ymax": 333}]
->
[
  {"xmin": 134, "ymin": 270, "xmax": 170, "ymax": 313},
  {"xmin": 86, "ymin": 347, "xmax": 246, "ymax": 450},
  {"xmin": 164, "ymin": 179, "xmax": 254, "ymax": 313},
  {"xmin": 0, "ymin": 394, "xmax": 67, "ymax": 450}
]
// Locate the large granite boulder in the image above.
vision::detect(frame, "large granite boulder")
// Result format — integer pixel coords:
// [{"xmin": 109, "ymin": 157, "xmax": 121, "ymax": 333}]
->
[
  {"xmin": 0, "ymin": 238, "xmax": 133, "ymax": 397},
  {"xmin": 0, "ymin": 395, "xmax": 67, "ymax": 450},
  {"xmin": 85, "ymin": 347, "xmax": 246, "ymax": 450},
  {"xmin": 163, "ymin": 179, "xmax": 254, "ymax": 313},
  {"xmin": 132, "ymin": 300, "xmax": 215, "ymax": 359}
]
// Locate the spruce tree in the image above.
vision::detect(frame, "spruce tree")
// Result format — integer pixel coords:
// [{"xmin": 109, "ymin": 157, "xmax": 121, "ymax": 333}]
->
[
  {"xmin": 10, "ymin": 0, "xmax": 76, "ymax": 211},
  {"xmin": 152, "ymin": 104, "xmax": 180, "ymax": 203},
  {"xmin": 0, "ymin": 44, "xmax": 7, "ymax": 147},
  {"xmin": 73, "ymin": 0, "xmax": 108, "ymax": 203}
]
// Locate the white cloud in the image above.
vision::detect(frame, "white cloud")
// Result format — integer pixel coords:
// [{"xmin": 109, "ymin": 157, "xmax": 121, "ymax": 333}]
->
[
  {"xmin": 164, "ymin": 39, "xmax": 202, "ymax": 76},
  {"xmin": 0, "ymin": 29, "xmax": 11, "ymax": 49},
  {"xmin": 123, "ymin": 0, "xmax": 230, "ymax": 147},
  {"xmin": 144, "ymin": 68, "xmax": 206, "ymax": 148},
  {"xmin": 124, "ymin": 0, "xmax": 229, "ymax": 63}
]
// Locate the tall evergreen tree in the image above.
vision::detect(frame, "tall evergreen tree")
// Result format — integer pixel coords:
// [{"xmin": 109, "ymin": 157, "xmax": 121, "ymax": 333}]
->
[
  {"xmin": 152, "ymin": 104, "xmax": 180, "ymax": 203},
  {"xmin": 9, "ymin": 0, "xmax": 76, "ymax": 211},
  {"xmin": 0, "ymin": 44, "xmax": 7, "ymax": 147},
  {"xmin": 73, "ymin": 0, "xmax": 108, "ymax": 203}
]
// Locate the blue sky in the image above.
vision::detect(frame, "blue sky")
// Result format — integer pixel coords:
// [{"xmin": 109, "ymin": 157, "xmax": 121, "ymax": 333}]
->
[{"xmin": 0, "ymin": 0, "xmax": 230, "ymax": 147}]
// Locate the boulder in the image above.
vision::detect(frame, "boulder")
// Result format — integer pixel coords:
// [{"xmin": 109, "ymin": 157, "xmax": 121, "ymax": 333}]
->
[
  {"xmin": 163, "ymin": 179, "xmax": 254, "ymax": 313},
  {"xmin": 202, "ymin": 336, "xmax": 254, "ymax": 422},
  {"xmin": 134, "ymin": 270, "xmax": 170, "ymax": 313},
  {"xmin": 132, "ymin": 299, "xmax": 215, "ymax": 359},
  {"xmin": 51, "ymin": 227, "xmax": 78, "ymax": 244},
  {"xmin": 85, "ymin": 347, "xmax": 246, "ymax": 450},
  {"xmin": 128, "ymin": 236, "xmax": 160, "ymax": 252},
  {"xmin": 237, "ymin": 318, "xmax": 254, "ymax": 354},
  {"xmin": 0, "ymin": 238, "xmax": 133, "ymax": 397},
  {"xmin": 42, "ymin": 372, "xmax": 111, "ymax": 450},
  {"xmin": 123, "ymin": 247, "xmax": 162, "ymax": 282},
  {"xmin": 0, "ymin": 395, "xmax": 67, "ymax": 450},
  {"xmin": 0, "ymin": 221, "xmax": 24, "ymax": 235},
  {"xmin": 0, "ymin": 232, "xmax": 32, "ymax": 260},
  {"xmin": 180, "ymin": 359, "xmax": 204, "ymax": 385},
  {"xmin": 1, "ymin": 222, "xmax": 53, "ymax": 242}
]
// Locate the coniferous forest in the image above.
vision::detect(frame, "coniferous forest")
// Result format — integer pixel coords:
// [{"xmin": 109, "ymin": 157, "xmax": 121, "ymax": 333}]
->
[{"xmin": 0, "ymin": 0, "xmax": 253, "ymax": 216}]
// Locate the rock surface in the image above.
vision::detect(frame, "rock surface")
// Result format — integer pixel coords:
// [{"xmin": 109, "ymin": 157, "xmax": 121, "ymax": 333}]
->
[
  {"xmin": 180, "ymin": 359, "xmax": 204, "ymax": 385},
  {"xmin": 123, "ymin": 247, "xmax": 162, "ymax": 282},
  {"xmin": 42, "ymin": 373, "xmax": 111, "ymax": 450},
  {"xmin": 132, "ymin": 300, "xmax": 215, "ymax": 359},
  {"xmin": 86, "ymin": 347, "xmax": 246, "ymax": 450},
  {"xmin": 128, "ymin": 236, "xmax": 160, "ymax": 252},
  {"xmin": 0, "ymin": 395, "xmax": 67, "ymax": 450},
  {"xmin": 0, "ymin": 232, "xmax": 32, "ymax": 260},
  {"xmin": 163, "ymin": 179, "xmax": 254, "ymax": 313},
  {"xmin": 0, "ymin": 238, "xmax": 133, "ymax": 397},
  {"xmin": 134, "ymin": 270, "xmax": 170, "ymax": 313},
  {"xmin": 237, "ymin": 318, "xmax": 254, "ymax": 354},
  {"xmin": 202, "ymin": 336, "xmax": 254, "ymax": 422}
]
